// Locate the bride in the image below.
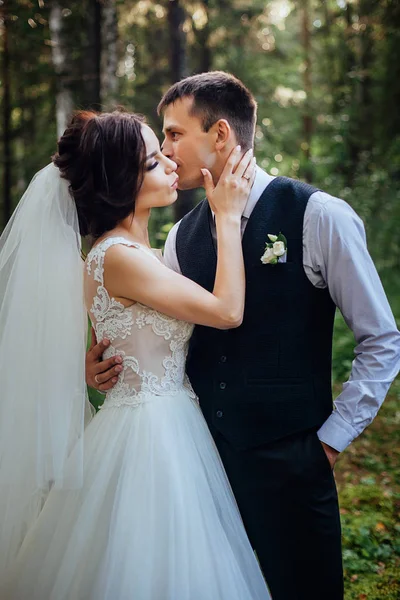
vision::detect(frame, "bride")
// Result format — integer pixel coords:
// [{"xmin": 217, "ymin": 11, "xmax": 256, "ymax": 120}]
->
[{"xmin": 0, "ymin": 110, "xmax": 270, "ymax": 599}]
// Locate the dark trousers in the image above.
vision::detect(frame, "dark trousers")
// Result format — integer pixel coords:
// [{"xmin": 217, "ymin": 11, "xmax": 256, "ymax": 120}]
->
[{"xmin": 213, "ymin": 428, "xmax": 344, "ymax": 600}]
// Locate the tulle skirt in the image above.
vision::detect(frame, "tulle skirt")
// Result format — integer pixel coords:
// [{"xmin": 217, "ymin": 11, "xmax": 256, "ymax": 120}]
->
[{"xmin": 1, "ymin": 391, "xmax": 271, "ymax": 600}]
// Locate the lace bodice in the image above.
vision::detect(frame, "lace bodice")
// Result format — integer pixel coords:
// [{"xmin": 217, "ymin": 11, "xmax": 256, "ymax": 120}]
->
[{"xmin": 85, "ymin": 237, "xmax": 196, "ymax": 409}]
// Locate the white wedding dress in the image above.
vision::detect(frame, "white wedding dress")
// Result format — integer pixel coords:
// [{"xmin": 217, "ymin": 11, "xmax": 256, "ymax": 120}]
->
[{"xmin": 2, "ymin": 237, "xmax": 270, "ymax": 600}]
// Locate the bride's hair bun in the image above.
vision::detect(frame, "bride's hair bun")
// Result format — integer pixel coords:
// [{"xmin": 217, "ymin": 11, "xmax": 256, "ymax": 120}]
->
[{"xmin": 53, "ymin": 110, "xmax": 146, "ymax": 237}]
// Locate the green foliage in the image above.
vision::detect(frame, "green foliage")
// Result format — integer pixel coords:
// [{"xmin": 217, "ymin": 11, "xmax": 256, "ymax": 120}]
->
[
  {"xmin": 87, "ymin": 385, "xmax": 105, "ymax": 412},
  {"xmin": 332, "ymin": 313, "xmax": 355, "ymax": 384},
  {"xmin": 336, "ymin": 379, "xmax": 400, "ymax": 599},
  {"xmin": 344, "ymin": 565, "xmax": 400, "ymax": 600},
  {"xmin": 341, "ymin": 490, "xmax": 398, "ymax": 574}
]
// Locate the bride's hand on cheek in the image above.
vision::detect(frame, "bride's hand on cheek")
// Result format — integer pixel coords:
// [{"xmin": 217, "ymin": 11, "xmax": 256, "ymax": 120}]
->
[{"xmin": 201, "ymin": 147, "xmax": 256, "ymax": 221}]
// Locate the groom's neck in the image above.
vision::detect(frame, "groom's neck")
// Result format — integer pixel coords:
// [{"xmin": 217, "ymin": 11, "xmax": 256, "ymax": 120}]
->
[{"xmin": 212, "ymin": 145, "xmax": 250, "ymax": 184}]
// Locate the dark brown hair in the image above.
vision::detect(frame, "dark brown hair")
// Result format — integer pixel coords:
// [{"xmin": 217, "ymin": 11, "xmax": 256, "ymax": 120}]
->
[
  {"xmin": 53, "ymin": 110, "xmax": 147, "ymax": 238},
  {"xmin": 157, "ymin": 71, "xmax": 257, "ymax": 150}
]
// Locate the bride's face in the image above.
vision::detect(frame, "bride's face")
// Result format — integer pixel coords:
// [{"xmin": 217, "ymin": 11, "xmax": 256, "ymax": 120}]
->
[{"xmin": 135, "ymin": 125, "xmax": 179, "ymax": 210}]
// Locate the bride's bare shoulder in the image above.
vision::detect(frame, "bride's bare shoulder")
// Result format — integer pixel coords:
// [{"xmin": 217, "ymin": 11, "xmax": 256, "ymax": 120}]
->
[{"xmin": 104, "ymin": 242, "xmax": 163, "ymax": 279}]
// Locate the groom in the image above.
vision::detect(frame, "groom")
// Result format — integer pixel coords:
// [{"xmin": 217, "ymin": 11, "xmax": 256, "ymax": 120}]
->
[{"xmin": 86, "ymin": 72, "xmax": 400, "ymax": 599}]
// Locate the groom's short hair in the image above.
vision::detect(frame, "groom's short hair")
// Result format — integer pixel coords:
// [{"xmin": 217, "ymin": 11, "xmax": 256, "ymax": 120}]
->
[{"xmin": 157, "ymin": 71, "xmax": 257, "ymax": 150}]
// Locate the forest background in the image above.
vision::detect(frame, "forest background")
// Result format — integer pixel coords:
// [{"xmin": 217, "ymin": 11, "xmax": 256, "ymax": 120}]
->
[{"xmin": 1, "ymin": 1, "xmax": 399, "ymax": 598}]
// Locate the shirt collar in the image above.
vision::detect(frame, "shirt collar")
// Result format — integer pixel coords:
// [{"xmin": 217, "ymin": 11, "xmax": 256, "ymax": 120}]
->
[{"xmin": 210, "ymin": 166, "xmax": 274, "ymax": 220}]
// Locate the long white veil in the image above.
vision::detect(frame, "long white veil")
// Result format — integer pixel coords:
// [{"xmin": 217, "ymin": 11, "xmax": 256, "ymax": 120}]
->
[{"xmin": 0, "ymin": 163, "xmax": 92, "ymax": 576}]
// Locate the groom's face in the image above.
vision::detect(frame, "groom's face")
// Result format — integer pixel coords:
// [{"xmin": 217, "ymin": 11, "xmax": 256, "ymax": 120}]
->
[{"xmin": 161, "ymin": 97, "xmax": 218, "ymax": 191}]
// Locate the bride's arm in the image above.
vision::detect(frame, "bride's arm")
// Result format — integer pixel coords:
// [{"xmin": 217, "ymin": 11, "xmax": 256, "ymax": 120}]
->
[
  {"xmin": 106, "ymin": 219, "xmax": 241, "ymax": 329},
  {"xmin": 105, "ymin": 148, "xmax": 254, "ymax": 330}
]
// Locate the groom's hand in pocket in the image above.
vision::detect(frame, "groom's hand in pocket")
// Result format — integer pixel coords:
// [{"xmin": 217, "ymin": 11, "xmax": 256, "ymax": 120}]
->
[
  {"xmin": 321, "ymin": 441, "xmax": 340, "ymax": 470},
  {"xmin": 86, "ymin": 328, "xmax": 122, "ymax": 392}
]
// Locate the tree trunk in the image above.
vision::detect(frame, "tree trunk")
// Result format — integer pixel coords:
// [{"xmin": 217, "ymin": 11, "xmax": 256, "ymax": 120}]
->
[
  {"xmin": 380, "ymin": 0, "xmax": 400, "ymax": 152},
  {"xmin": 167, "ymin": 0, "xmax": 196, "ymax": 221},
  {"xmin": 358, "ymin": 0, "xmax": 374, "ymax": 150},
  {"xmin": 198, "ymin": 0, "xmax": 211, "ymax": 73},
  {"xmin": 300, "ymin": 0, "xmax": 313, "ymax": 183},
  {"xmin": 343, "ymin": 0, "xmax": 359, "ymax": 182},
  {"xmin": 82, "ymin": 0, "xmax": 102, "ymax": 110},
  {"xmin": 15, "ymin": 82, "xmax": 29, "ymax": 194},
  {"xmin": 49, "ymin": 0, "xmax": 74, "ymax": 137},
  {"xmin": 168, "ymin": 0, "xmax": 189, "ymax": 83},
  {"xmin": 1, "ymin": 5, "xmax": 12, "ymax": 226},
  {"xmin": 344, "ymin": 0, "xmax": 375, "ymax": 181},
  {"xmin": 322, "ymin": 0, "xmax": 337, "ymax": 108},
  {"xmin": 100, "ymin": 0, "xmax": 118, "ymax": 108}
]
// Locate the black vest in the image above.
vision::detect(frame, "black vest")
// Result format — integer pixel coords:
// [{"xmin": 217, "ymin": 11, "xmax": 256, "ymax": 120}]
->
[{"xmin": 176, "ymin": 177, "xmax": 336, "ymax": 449}]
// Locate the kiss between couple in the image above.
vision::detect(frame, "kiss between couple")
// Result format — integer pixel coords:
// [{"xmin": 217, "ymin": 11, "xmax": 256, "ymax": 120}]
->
[{"xmin": 0, "ymin": 72, "xmax": 399, "ymax": 600}]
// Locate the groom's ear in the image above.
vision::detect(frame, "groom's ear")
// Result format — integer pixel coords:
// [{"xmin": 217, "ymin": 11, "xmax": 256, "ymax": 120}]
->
[{"xmin": 213, "ymin": 119, "xmax": 234, "ymax": 151}]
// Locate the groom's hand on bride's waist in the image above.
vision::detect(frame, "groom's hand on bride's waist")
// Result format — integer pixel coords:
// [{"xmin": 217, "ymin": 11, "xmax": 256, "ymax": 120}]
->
[
  {"xmin": 85, "ymin": 328, "xmax": 122, "ymax": 392},
  {"xmin": 320, "ymin": 441, "xmax": 340, "ymax": 470}
]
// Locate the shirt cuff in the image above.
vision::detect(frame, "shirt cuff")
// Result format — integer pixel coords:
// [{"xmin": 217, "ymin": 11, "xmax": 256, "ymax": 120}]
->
[{"xmin": 317, "ymin": 410, "xmax": 359, "ymax": 453}]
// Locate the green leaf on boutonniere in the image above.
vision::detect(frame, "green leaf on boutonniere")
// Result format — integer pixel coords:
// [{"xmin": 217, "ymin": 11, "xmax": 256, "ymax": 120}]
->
[{"xmin": 276, "ymin": 232, "xmax": 287, "ymax": 247}]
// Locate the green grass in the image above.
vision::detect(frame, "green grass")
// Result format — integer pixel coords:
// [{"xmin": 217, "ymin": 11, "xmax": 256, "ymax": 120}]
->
[{"xmin": 336, "ymin": 382, "xmax": 400, "ymax": 599}]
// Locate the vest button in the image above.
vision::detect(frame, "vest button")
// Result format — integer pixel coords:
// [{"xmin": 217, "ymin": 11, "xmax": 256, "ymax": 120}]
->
[
  {"xmin": 216, "ymin": 410, "xmax": 223, "ymax": 418},
  {"xmin": 220, "ymin": 355, "xmax": 227, "ymax": 363},
  {"xmin": 219, "ymin": 382, "xmax": 226, "ymax": 390}
]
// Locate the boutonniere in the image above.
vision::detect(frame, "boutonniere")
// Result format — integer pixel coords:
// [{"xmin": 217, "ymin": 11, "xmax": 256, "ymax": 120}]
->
[{"xmin": 260, "ymin": 233, "xmax": 287, "ymax": 265}]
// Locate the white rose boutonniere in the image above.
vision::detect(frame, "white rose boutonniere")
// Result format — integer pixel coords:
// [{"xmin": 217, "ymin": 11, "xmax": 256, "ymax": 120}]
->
[{"xmin": 260, "ymin": 233, "xmax": 287, "ymax": 265}]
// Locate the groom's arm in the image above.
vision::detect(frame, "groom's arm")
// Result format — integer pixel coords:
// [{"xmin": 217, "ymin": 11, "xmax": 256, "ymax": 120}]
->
[
  {"xmin": 86, "ymin": 327, "xmax": 123, "ymax": 391},
  {"xmin": 163, "ymin": 220, "xmax": 183, "ymax": 274},
  {"xmin": 305, "ymin": 193, "xmax": 400, "ymax": 457}
]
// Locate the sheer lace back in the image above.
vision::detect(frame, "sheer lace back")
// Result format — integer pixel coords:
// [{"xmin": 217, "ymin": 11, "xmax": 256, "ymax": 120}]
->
[{"xmin": 85, "ymin": 237, "xmax": 196, "ymax": 409}]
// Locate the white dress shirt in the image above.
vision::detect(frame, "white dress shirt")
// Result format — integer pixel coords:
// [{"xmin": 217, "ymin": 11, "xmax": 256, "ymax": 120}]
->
[{"xmin": 163, "ymin": 167, "xmax": 400, "ymax": 453}]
